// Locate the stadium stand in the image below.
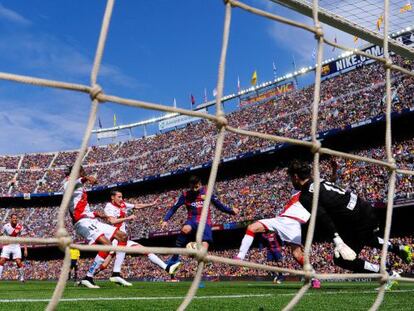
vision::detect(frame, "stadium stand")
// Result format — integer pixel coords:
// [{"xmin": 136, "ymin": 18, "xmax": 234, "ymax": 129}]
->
[
  {"xmin": 0, "ymin": 55, "xmax": 413, "ymax": 196},
  {"xmin": 0, "ymin": 52, "xmax": 413, "ymax": 294},
  {"xmin": 1, "ymin": 138, "xmax": 413, "ymax": 241}
]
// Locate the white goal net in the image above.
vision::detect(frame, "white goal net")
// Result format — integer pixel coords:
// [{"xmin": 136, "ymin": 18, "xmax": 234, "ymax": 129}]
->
[{"xmin": 0, "ymin": 0, "xmax": 413, "ymax": 310}]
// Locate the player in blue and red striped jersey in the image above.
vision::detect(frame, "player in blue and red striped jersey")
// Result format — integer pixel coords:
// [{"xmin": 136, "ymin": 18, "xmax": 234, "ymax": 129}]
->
[{"xmin": 161, "ymin": 175, "xmax": 239, "ymax": 271}]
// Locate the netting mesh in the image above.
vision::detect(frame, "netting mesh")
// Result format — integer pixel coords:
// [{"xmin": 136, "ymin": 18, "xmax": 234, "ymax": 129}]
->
[{"xmin": 0, "ymin": 0, "xmax": 414, "ymax": 310}]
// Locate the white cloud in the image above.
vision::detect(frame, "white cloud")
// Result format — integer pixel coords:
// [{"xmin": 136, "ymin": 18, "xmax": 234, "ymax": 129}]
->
[
  {"xmin": 0, "ymin": 3, "xmax": 31, "ymax": 26},
  {"xmin": 262, "ymin": 0, "xmax": 369, "ymax": 65},
  {"xmin": 0, "ymin": 3, "xmax": 152, "ymax": 154},
  {"xmin": 0, "ymin": 90, "xmax": 90, "ymax": 155}
]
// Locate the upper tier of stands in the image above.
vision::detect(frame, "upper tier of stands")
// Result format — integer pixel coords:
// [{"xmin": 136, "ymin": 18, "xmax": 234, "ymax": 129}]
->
[{"xmin": 0, "ymin": 56, "xmax": 413, "ymax": 196}]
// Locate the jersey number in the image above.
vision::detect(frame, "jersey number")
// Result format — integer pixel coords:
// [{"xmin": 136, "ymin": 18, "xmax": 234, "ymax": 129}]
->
[
  {"xmin": 323, "ymin": 182, "xmax": 346, "ymax": 195},
  {"xmin": 88, "ymin": 224, "xmax": 98, "ymax": 231}
]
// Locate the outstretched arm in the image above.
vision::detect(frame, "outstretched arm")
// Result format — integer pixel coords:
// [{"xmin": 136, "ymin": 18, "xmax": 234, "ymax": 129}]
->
[
  {"xmin": 300, "ymin": 192, "xmax": 337, "ymax": 239},
  {"xmin": 162, "ymin": 194, "xmax": 185, "ymax": 224},
  {"xmin": 314, "ymin": 204, "xmax": 338, "ymax": 239},
  {"xmin": 107, "ymin": 214, "xmax": 136, "ymax": 225},
  {"xmin": 134, "ymin": 198, "xmax": 160, "ymax": 209},
  {"xmin": 211, "ymin": 194, "xmax": 238, "ymax": 215}
]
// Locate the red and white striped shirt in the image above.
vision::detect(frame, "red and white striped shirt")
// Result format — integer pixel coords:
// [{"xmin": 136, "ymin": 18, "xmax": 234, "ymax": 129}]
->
[
  {"xmin": 64, "ymin": 177, "xmax": 95, "ymax": 223},
  {"xmin": 279, "ymin": 192, "xmax": 310, "ymax": 223},
  {"xmin": 2, "ymin": 222, "xmax": 24, "ymax": 247},
  {"xmin": 104, "ymin": 201, "xmax": 134, "ymax": 233},
  {"xmin": 3, "ymin": 223, "xmax": 24, "ymax": 237}
]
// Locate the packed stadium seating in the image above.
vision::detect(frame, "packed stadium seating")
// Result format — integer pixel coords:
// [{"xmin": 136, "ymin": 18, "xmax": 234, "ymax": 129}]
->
[
  {"xmin": 1, "ymin": 138, "xmax": 413, "ymax": 241},
  {"xmin": 0, "ymin": 56, "xmax": 412, "ymax": 196}
]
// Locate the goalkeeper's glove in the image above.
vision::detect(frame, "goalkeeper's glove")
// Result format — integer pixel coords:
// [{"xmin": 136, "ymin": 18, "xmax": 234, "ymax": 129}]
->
[{"xmin": 333, "ymin": 234, "xmax": 357, "ymax": 261}]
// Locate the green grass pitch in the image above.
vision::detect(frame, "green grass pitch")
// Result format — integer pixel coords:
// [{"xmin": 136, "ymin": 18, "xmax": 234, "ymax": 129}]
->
[{"xmin": 0, "ymin": 280, "xmax": 413, "ymax": 310}]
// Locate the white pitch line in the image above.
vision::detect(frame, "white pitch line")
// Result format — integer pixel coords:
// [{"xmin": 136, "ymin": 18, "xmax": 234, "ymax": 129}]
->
[
  {"xmin": 1, "ymin": 289, "xmax": 414, "ymax": 303},
  {"xmin": 0, "ymin": 294, "xmax": 273, "ymax": 303}
]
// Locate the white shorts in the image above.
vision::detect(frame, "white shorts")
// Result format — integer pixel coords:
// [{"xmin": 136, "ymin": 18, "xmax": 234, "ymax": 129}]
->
[
  {"xmin": 258, "ymin": 216, "xmax": 302, "ymax": 246},
  {"xmin": 1, "ymin": 244, "xmax": 22, "ymax": 260},
  {"xmin": 74, "ymin": 218, "xmax": 118, "ymax": 245}
]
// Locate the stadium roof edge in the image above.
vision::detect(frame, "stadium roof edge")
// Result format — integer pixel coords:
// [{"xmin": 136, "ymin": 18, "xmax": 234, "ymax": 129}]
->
[
  {"xmin": 272, "ymin": 0, "xmax": 414, "ymax": 59},
  {"xmin": 93, "ymin": 23, "xmax": 413, "ymax": 134}
]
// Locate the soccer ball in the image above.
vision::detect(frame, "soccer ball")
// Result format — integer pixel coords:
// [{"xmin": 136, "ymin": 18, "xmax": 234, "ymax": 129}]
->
[{"xmin": 186, "ymin": 242, "xmax": 198, "ymax": 250}]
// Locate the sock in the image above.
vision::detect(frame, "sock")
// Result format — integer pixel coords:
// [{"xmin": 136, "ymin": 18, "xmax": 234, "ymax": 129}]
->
[
  {"xmin": 148, "ymin": 253, "xmax": 167, "ymax": 270},
  {"xmin": 113, "ymin": 241, "xmax": 127, "ymax": 274},
  {"xmin": 19, "ymin": 267, "xmax": 24, "ymax": 280},
  {"xmin": 87, "ymin": 252, "xmax": 108, "ymax": 277},
  {"xmin": 169, "ymin": 232, "xmax": 189, "ymax": 263},
  {"xmin": 296, "ymin": 255, "xmax": 304, "ymax": 267},
  {"xmin": 236, "ymin": 230, "xmax": 255, "ymax": 260},
  {"xmin": 113, "ymin": 252, "xmax": 126, "ymax": 273},
  {"xmin": 0, "ymin": 265, "xmax": 3, "ymax": 278},
  {"xmin": 364, "ymin": 261, "xmax": 380, "ymax": 273}
]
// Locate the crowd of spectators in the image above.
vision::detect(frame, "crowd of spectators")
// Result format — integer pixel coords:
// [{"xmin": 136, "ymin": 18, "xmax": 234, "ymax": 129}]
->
[
  {"xmin": 20, "ymin": 154, "xmax": 54, "ymax": 169},
  {"xmin": 1, "ymin": 236, "xmax": 413, "ymax": 281},
  {"xmin": 0, "ymin": 137, "xmax": 412, "ymax": 241},
  {"xmin": 0, "ymin": 56, "xmax": 412, "ymax": 195},
  {"xmin": 0, "ymin": 156, "xmax": 20, "ymax": 169}
]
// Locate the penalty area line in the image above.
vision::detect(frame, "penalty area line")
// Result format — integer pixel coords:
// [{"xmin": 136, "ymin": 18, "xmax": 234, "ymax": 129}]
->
[{"xmin": 0, "ymin": 294, "xmax": 273, "ymax": 303}]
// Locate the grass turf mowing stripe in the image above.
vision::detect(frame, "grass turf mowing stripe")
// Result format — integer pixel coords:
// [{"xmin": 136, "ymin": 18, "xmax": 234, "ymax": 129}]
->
[
  {"xmin": 1, "ymin": 289, "xmax": 414, "ymax": 303},
  {"xmin": 0, "ymin": 294, "xmax": 273, "ymax": 303}
]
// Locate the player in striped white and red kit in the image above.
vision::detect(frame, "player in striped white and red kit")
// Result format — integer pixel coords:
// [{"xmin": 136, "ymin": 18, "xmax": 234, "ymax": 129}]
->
[
  {"xmin": 64, "ymin": 166, "xmax": 168, "ymax": 288},
  {"xmin": 236, "ymin": 192, "xmax": 309, "ymax": 267},
  {"xmin": 235, "ymin": 191, "xmax": 321, "ymax": 287},
  {"xmin": 0, "ymin": 214, "xmax": 28, "ymax": 282},
  {"xmin": 94, "ymin": 189, "xmax": 179, "ymax": 286}
]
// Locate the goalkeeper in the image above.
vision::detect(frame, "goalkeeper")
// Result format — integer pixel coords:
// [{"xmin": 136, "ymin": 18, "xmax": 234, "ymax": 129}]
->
[{"xmin": 287, "ymin": 160, "xmax": 412, "ymax": 275}]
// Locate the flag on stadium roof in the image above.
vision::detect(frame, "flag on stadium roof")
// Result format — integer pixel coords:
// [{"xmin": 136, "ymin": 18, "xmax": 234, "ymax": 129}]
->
[
  {"xmin": 272, "ymin": 61, "xmax": 277, "ymax": 79},
  {"xmin": 237, "ymin": 75, "xmax": 241, "ymax": 92},
  {"xmin": 204, "ymin": 88, "xmax": 208, "ymax": 103},
  {"xmin": 353, "ymin": 35, "xmax": 358, "ymax": 43},
  {"xmin": 376, "ymin": 15, "xmax": 383, "ymax": 31},
  {"xmin": 212, "ymin": 88, "xmax": 217, "ymax": 97},
  {"xmin": 311, "ymin": 47, "xmax": 316, "ymax": 60},
  {"xmin": 251, "ymin": 70, "xmax": 257, "ymax": 86},
  {"xmin": 190, "ymin": 94, "xmax": 196, "ymax": 107},
  {"xmin": 332, "ymin": 35, "xmax": 337, "ymax": 51},
  {"xmin": 98, "ymin": 117, "xmax": 103, "ymax": 129},
  {"xmin": 173, "ymin": 98, "xmax": 177, "ymax": 108},
  {"xmin": 400, "ymin": 1, "xmax": 412, "ymax": 13},
  {"xmin": 113, "ymin": 114, "xmax": 117, "ymax": 127}
]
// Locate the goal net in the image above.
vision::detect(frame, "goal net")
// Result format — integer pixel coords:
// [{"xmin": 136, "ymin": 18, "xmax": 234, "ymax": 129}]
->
[{"xmin": 0, "ymin": 0, "xmax": 413, "ymax": 310}]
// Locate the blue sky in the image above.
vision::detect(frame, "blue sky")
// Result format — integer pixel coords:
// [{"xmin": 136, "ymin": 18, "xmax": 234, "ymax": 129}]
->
[{"xmin": 0, "ymin": 0, "xmax": 362, "ymax": 155}]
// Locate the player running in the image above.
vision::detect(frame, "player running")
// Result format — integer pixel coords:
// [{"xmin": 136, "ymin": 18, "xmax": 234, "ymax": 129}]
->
[
  {"xmin": 64, "ymin": 166, "xmax": 167, "ymax": 288},
  {"xmin": 0, "ymin": 214, "xmax": 28, "ymax": 282},
  {"xmin": 286, "ymin": 160, "xmax": 412, "ymax": 289},
  {"xmin": 95, "ymin": 190, "xmax": 179, "ymax": 286},
  {"xmin": 161, "ymin": 175, "xmax": 239, "ymax": 270}
]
